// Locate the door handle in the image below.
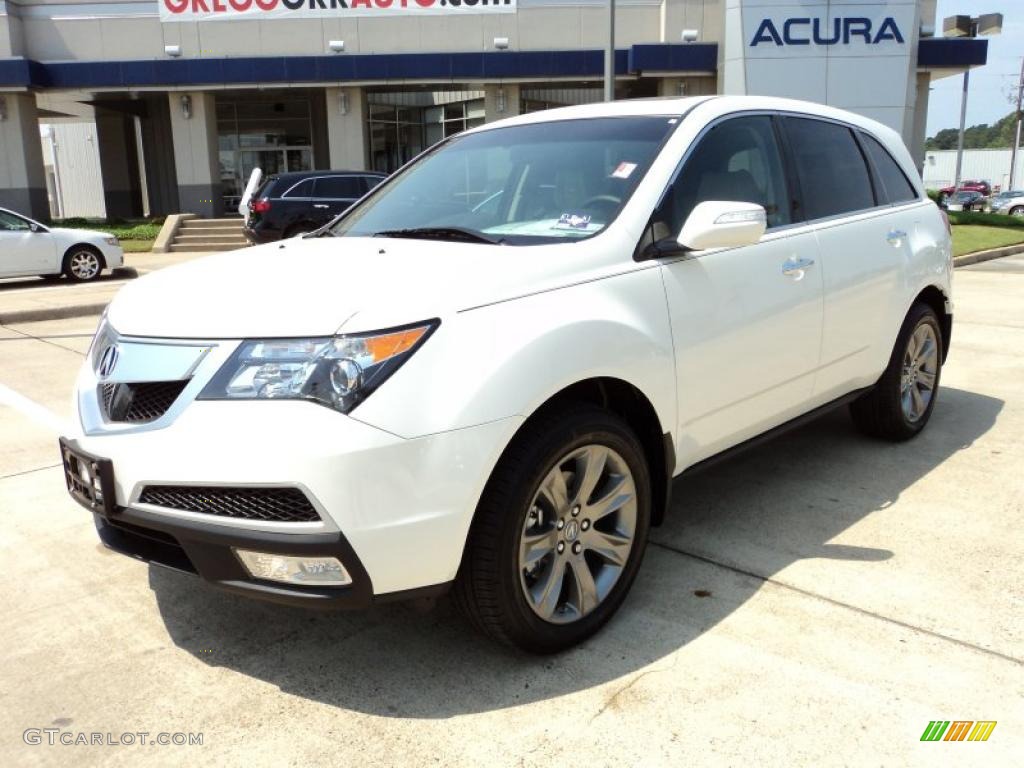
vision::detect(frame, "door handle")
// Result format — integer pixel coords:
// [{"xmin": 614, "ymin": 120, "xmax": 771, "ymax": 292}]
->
[
  {"xmin": 313, "ymin": 204, "xmax": 330, "ymax": 209},
  {"xmin": 887, "ymin": 229, "xmax": 907, "ymax": 246},
  {"xmin": 782, "ymin": 257, "xmax": 815, "ymax": 279}
]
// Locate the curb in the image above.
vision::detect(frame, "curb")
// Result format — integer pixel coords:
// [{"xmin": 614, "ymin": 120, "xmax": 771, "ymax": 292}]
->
[
  {"xmin": 954, "ymin": 242, "xmax": 1024, "ymax": 268},
  {"xmin": 0, "ymin": 302, "xmax": 109, "ymax": 326}
]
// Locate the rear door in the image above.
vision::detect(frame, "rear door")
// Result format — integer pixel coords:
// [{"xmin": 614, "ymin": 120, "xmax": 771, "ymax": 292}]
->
[
  {"xmin": 780, "ymin": 117, "xmax": 905, "ymax": 400},
  {"xmin": 311, "ymin": 175, "xmax": 365, "ymax": 224}
]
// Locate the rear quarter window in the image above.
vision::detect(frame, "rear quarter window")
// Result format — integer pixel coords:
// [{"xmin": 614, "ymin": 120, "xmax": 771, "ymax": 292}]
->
[
  {"xmin": 784, "ymin": 117, "xmax": 876, "ymax": 220},
  {"xmin": 282, "ymin": 178, "xmax": 314, "ymax": 198},
  {"xmin": 861, "ymin": 134, "xmax": 919, "ymax": 204}
]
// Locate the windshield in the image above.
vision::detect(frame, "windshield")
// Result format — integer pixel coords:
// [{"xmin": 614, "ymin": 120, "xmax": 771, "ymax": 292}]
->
[{"xmin": 331, "ymin": 116, "xmax": 678, "ymax": 244}]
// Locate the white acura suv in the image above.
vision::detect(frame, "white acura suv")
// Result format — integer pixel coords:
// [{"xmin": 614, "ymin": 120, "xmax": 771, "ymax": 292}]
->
[{"xmin": 61, "ymin": 96, "xmax": 952, "ymax": 652}]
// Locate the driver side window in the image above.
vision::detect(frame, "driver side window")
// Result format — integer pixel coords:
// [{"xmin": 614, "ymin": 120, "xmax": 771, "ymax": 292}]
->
[
  {"xmin": 652, "ymin": 115, "xmax": 792, "ymax": 242},
  {"xmin": 0, "ymin": 211, "xmax": 31, "ymax": 232}
]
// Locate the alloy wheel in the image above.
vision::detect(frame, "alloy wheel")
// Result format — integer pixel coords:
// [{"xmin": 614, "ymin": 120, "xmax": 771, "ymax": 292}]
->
[
  {"xmin": 69, "ymin": 250, "xmax": 100, "ymax": 280},
  {"xmin": 900, "ymin": 322, "xmax": 939, "ymax": 423},
  {"xmin": 518, "ymin": 444, "xmax": 637, "ymax": 624}
]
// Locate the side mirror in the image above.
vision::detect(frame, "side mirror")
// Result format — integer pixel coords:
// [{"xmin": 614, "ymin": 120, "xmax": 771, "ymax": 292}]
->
[{"xmin": 677, "ymin": 200, "xmax": 767, "ymax": 251}]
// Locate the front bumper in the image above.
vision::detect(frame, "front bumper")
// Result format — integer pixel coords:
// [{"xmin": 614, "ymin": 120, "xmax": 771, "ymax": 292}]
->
[{"xmin": 64, "ymin": 405, "xmax": 520, "ymax": 603}]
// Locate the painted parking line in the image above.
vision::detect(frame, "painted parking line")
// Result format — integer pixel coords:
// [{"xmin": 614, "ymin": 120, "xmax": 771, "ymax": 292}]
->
[{"xmin": 0, "ymin": 383, "xmax": 68, "ymax": 434}]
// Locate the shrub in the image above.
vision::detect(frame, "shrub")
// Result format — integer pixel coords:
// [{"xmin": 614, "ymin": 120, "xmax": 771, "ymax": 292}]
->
[{"xmin": 948, "ymin": 211, "xmax": 1024, "ymax": 229}]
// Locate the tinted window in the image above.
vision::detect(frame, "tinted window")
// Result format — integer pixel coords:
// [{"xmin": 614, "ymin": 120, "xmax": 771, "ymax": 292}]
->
[
  {"xmin": 314, "ymin": 176, "xmax": 363, "ymax": 199},
  {"xmin": 365, "ymin": 176, "xmax": 384, "ymax": 191},
  {"xmin": 785, "ymin": 118, "xmax": 875, "ymax": 219},
  {"xmin": 861, "ymin": 133, "xmax": 918, "ymax": 204},
  {"xmin": 658, "ymin": 115, "xmax": 791, "ymax": 235},
  {"xmin": 282, "ymin": 178, "xmax": 313, "ymax": 198},
  {"xmin": 0, "ymin": 211, "xmax": 31, "ymax": 231}
]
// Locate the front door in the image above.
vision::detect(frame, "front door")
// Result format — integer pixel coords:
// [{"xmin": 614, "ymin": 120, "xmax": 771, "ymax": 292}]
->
[
  {"xmin": 654, "ymin": 115, "xmax": 824, "ymax": 466},
  {"xmin": 0, "ymin": 210, "xmax": 55, "ymax": 276}
]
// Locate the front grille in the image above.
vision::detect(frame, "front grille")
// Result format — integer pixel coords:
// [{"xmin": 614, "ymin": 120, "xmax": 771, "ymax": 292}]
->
[
  {"xmin": 99, "ymin": 380, "xmax": 189, "ymax": 423},
  {"xmin": 138, "ymin": 485, "xmax": 320, "ymax": 523}
]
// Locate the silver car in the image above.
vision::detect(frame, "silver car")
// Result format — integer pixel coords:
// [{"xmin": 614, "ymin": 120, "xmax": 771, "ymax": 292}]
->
[{"xmin": 987, "ymin": 190, "xmax": 1024, "ymax": 216}]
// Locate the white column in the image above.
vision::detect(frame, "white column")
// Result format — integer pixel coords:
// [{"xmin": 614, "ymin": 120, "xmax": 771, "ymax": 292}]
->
[
  {"xmin": 0, "ymin": 93, "xmax": 48, "ymax": 218},
  {"xmin": 168, "ymin": 91, "xmax": 221, "ymax": 217},
  {"xmin": 326, "ymin": 87, "xmax": 369, "ymax": 171},
  {"xmin": 484, "ymin": 84, "xmax": 520, "ymax": 123}
]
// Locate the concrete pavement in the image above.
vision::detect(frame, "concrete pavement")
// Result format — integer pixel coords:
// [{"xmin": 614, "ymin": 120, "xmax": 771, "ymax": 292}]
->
[{"xmin": 0, "ymin": 257, "xmax": 1021, "ymax": 766}]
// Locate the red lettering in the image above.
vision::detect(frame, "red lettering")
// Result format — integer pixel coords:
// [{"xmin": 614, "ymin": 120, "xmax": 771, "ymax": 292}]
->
[
  {"xmin": 212, "ymin": 0, "xmax": 227, "ymax": 10},
  {"xmin": 191, "ymin": 0, "xmax": 210, "ymax": 11},
  {"xmin": 255, "ymin": 0, "xmax": 278, "ymax": 9},
  {"xmin": 229, "ymin": 0, "xmax": 253, "ymax": 9},
  {"xmin": 351, "ymin": 0, "xmax": 372, "ymax": 7},
  {"xmin": 414, "ymin": 0, "xmax": 434, "ymax": 6},
  {"xmin": 164, "ymin": 0, "xmax": 189, "ymax": 12},
  {"xmin": 375, "ymin": 0, "xmax": 393, "ymax": 7}
]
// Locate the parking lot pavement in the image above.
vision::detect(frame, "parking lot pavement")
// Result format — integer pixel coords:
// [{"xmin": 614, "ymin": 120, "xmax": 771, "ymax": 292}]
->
[{"xmin": 1, "ymin": 261, "xmax": 1021, "ymax": 767}]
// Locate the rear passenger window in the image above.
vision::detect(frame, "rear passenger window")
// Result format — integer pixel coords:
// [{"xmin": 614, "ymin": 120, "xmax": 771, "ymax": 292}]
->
[
  {"xmin": 314, "ymin": 176, "xmax": 363, "ymax": 199},
  {"xmin": 784, "ymin": 118, "xmax": 875, "ymax": 219},
  {"xmin": 861, "ymin": 134, "xmax": 918, "ymax": 204},
  {"xmin": 282, "ymin": 179, "xmax": 313, "ymax": 198},
  {"xmin": 365, "ymin": 176, "xmax": 384, "ymax": 191},
  {"xmin": 658, "ymin": 115, "xmax": 792, "ymax": 235}
]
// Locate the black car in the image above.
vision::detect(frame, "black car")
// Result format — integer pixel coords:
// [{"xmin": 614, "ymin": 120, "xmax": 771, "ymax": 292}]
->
[{"xmin": 244, "ymin": 170, "xmax": 386, "ymax": 244}]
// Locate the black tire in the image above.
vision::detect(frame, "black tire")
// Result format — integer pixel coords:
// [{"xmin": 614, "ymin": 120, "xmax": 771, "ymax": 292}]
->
[
  {"xmin": 454, "ymin": 404, "xmax": 652, "ymax": 653},
  {"xmin": 1010, "ymin": 206, "xmax": 1024, "ymax": 218},
  {"xmin": 62, "ymin": 245, "xmax": 105, "ymax": 283},
  {"xmin": 849, "ymin": 302, "xmax": 943, "ymax": 441}
]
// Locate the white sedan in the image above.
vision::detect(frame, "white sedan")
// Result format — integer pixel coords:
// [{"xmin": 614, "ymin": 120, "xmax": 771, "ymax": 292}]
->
[{"xmin": 0, "ymin": 207, "xmax": 124, "ymax": 282}]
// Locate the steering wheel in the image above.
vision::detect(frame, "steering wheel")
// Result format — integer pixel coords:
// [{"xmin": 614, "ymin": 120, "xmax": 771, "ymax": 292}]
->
[{"xmin": 581, "ymin": 195, "xmax": 622, "ymax": 212}]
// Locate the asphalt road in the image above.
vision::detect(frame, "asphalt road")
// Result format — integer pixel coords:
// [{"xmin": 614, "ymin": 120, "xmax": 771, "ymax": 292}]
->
[{"xmin": 0, "ymin": 257, "xmax": 1021, "ymax": 766}]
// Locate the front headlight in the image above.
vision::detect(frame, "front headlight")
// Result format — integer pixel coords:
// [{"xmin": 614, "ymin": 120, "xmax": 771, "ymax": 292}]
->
[
  {"xmin": 104, "ymin": 236, "xmax": 119, "ymax": 246},
  {"xmin": 199, "ymin": 321, "xmax": 437, "ymax": 413}
]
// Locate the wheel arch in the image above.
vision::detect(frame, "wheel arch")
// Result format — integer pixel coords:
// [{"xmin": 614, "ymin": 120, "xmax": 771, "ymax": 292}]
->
[
  {"xmin": 913, "ymin": 284, "xmax": 952, "ymax": 362},
  {"xmin": 492, "ymin": 377, "xmax": 675, "ymax": 528}
]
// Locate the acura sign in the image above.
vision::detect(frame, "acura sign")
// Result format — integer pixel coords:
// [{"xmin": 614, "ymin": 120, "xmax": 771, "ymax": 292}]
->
[{"xmin": 750, "ymin": 17, "xmax": 906, "ymax": 47}]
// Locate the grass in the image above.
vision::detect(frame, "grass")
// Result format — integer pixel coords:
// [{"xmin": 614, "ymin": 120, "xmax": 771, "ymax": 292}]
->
[
  {"xmin": 121, "ymin": 239, "xmax": 156, "ymax": 253},
  {"xmin": 951, "ymin": 225, "xmax": 1024, "ymax": 257},
  {"xmin": 46, "ymin": 217, "xmax": 163, "ymax": 254}
]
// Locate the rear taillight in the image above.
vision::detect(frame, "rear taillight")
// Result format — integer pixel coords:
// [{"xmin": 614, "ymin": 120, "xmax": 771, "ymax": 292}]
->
[{"xmin": 252, "ymin": 198, "xmax": 271, "ymax": 213}]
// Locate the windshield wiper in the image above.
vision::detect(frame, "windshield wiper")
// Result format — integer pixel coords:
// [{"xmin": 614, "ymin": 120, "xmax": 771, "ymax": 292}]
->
[{"xmin": 372, "ymin": 226, "xmax": 503, "ymax": 245}]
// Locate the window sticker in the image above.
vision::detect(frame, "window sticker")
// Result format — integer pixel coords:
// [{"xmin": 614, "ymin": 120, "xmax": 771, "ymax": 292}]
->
[
  {"xmin": 611, "ymin": 162, "xmax": 637, "ymax": 179},
  {"xmin": 554, "ymin": 213, "xmax": 592, "ymax": 230}
]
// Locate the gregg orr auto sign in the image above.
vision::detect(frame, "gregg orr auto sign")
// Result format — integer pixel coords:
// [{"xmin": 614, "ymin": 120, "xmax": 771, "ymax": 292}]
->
[{"xmin": 161, "ymin": 0, "xmax": 515, "ymax": 21}]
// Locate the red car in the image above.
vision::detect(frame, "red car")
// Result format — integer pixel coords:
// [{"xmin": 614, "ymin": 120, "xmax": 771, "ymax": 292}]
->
[{"xmin": 939, "ymin": 180, "xmax": 991, "ymax": 202}]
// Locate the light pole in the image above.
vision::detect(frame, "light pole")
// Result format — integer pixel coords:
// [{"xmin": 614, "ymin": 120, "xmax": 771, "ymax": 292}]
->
[
  {"xmin": 943, "ymin": 13, "xmax": 1002, "ymax": 193},
  {"xmin": 604, "ymin": 0, "xmax": 615, "ymax": 102},
  {"xmin": 1009, "ymin": 57, "xmax": 1024, "ymax": 191}
]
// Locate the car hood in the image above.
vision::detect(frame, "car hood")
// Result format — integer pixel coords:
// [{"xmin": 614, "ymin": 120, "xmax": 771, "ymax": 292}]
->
[
  {"xmin": 105, "ymin": 236, "xmax": 620, "ymax": 339},
  {"xmin": 49, "ymin": 227, "xmax": 111, "ymax": 243}
]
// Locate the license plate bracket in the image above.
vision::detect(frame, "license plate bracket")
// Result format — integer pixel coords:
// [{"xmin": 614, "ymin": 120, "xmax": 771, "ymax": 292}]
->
[{"xmin": 59, "ymin": 438, "xmax": 117, "ymax": 516}]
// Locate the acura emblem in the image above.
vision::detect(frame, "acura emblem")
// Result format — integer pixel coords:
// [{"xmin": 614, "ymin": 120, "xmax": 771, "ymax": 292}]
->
[{"xmin": 97, "ymin": 344, "xmax": 120, "ymax": 379}]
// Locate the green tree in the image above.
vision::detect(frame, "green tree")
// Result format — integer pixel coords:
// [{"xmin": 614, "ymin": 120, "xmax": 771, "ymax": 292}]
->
[{"xmin": 926, "ymin": 110, "xmax": 1021, "ymax": 151}]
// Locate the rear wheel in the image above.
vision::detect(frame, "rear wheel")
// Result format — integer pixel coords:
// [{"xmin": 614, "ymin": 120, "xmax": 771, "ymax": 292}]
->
[
  {"xmin": 62, "ymin": 246, "xmax": 104, "ymax": 282},
  {"xmin": 1010, "ymin": 206, "xmax": 1024, "ymax": 217},
  {"xmin": 850, "ymin": 302, "xmax": 943, "ymax": 441},
  {"xmin": 455, "ymin": 405, "xmax": 651, "ymax": 653}
]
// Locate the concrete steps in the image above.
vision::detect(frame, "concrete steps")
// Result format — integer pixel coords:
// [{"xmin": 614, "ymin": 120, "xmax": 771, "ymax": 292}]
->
[{"xmin": 168, "ymin": 217, "xmax": 248, "ymax": 253}]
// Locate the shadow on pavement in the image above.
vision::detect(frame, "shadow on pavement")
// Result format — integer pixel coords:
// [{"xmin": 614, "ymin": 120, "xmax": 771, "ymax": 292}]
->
[
  {"xmin": 148, "ymin": 386, "xmax": 1002, "ymax": 718},
  {"xmin": 0, "ymin": 267, "xmax": 136, "ymax": 292}
]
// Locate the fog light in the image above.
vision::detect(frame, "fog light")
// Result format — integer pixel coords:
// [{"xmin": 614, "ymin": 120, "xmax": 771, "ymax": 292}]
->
[{"xmin": 234, "ymin": 550, "xmax": 352, "ymax": 586}]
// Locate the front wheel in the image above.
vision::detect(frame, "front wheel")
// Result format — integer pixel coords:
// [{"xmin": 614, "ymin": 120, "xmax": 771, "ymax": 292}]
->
[
  {"xmin": 455, "ymin": 405, "xmax": 651, "ymax": 653},
  {"xmin": 850, "ymin": 302, "xmax": 943, "ymax": 441},
  {"xmin": 62, "ymin": 247, "xmax": 104, "ymax": 282}
]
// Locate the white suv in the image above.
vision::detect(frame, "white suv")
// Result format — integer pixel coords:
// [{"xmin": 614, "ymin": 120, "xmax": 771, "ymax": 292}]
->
[{"xmin": 61, "ymin": 96, "xmax": 952, "ymax": 652}]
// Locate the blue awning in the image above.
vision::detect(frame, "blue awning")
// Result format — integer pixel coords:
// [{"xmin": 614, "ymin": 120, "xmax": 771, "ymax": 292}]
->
[{"xmin": 0, "ymin": 44, "xmax": 718, "ymax": 89}]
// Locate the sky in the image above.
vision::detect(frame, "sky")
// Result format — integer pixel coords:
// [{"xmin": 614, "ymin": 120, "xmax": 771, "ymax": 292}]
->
[{"xmin": 926, "ymin": 1, "xmax": 1024, "ymax": 136}]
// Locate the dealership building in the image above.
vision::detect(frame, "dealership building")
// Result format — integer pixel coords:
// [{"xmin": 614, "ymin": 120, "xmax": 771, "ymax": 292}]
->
[{"xmin": 0, "ymin": 0, "xmax": 989, "ymax": 220}]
